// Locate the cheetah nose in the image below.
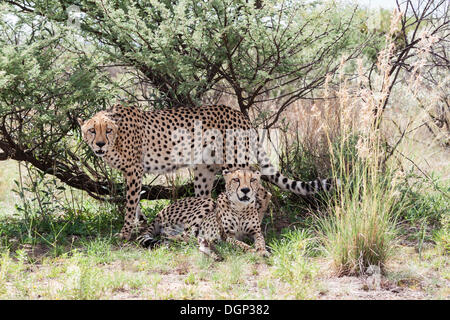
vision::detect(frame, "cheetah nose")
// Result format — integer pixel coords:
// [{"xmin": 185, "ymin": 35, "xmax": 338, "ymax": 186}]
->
[
  {"xmin": 241, "ymin": 187, "xmax": 250, "ymax": 194},
  {"xmin": 96, "ymin": 141, "xmax": 106, "ymax": 148}
]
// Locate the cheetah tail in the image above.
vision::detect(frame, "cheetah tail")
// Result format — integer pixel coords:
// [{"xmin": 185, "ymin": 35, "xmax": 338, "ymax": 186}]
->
[
  {"xmin": 256, "ymin": 146, "xmax": 340, "ymax": 196},
  {"xmin": 136, "ymin": 234, "xmax": 161, "ymax": 248}
]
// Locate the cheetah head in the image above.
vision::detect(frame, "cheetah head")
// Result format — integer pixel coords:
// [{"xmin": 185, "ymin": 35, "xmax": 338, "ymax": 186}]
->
[
  {"xmin": 223, "ymin": 169, "xmax": 261, "ymax": 206},
  {"xmin": 78, "ymin": 111, "xmax": 118, "ymax": 157}
]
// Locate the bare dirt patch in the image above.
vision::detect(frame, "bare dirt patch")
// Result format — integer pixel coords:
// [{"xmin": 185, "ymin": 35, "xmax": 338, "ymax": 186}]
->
[{"xmin": 317, "ymin": 275, "xmax": 427, "ymax": 300}]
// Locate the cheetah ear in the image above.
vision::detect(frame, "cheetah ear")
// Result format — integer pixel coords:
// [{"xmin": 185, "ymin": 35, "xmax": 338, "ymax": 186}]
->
[
  {"xmin": 253, "ymin": 170, "xmax": 261, "ymax": 176},
  {"xmin": 77, "ymin": 118, "xmax": 84, "ymax": 127},
  {"xmin": 106, "ymin": 113, "xmax": 122, "ymax": 124}
]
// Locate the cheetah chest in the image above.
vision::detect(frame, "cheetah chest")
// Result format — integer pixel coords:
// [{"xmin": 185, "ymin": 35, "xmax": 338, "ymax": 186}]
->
[{"xmin": 221, "ymin": 210, "xmax": 253, "ymax": 241}]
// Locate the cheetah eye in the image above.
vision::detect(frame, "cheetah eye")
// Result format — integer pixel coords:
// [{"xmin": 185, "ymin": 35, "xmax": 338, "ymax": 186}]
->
[
  {"xmin": 232, "ymin": 178, "xmax": 240, "ymax": 182},
  {"xmin": 88, "ymin": 128, "xmax": 95, "ymax": 134},
  {"xmin": 250, "ymin": 178, "xmax": 258, "ymax": 182},
  {"xmin": 106, "ymin": 128, "xmax": 112, "ymax": 134}
]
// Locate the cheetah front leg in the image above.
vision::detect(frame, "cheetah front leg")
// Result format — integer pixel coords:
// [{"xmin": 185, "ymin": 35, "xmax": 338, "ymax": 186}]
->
[
  {"xmin": 225, "ymin": 235, "xmax": 255, "ymax": 253},
  {"xmin": 252, "ymin": 229, "xmax": 270, "ymax": 257},
  {"xmin": 119, "ymin": 167, "xmax": 143, "ymax": 240},
  {"xmin": 226, "ymin": 234, "xmax": 269, "ymax": 257}
]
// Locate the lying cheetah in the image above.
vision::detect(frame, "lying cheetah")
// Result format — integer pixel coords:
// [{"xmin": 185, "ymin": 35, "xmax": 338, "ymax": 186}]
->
[
  {"xmin": 137, "ymin": 169, "xmax": 271, "ymax": 261},
  {"xmin": 78, "ymin": 104, "xmax": 337, "ymax": 240}
]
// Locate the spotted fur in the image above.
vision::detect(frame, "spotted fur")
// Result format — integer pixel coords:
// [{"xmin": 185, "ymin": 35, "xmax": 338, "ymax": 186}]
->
[
  {"xmin": 78, "ymin": 104, "xmax": 336, "ymax": 240},
  {"xmin": 137, "ymin": 169, "xmax": 270, "ymax": 261}
]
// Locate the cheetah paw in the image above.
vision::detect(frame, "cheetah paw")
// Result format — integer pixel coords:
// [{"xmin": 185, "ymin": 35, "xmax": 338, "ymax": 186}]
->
[{"xmin": 258, "ymin": 250, "xmax": 270, "ymax": 258}]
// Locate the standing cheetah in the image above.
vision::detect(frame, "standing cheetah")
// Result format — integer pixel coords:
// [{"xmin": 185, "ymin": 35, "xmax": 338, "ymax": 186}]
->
[
  {"xmin": 78, "ymin": 104, "xmax": 336, "ymax": 240},
  {"xmin": 137, "ymin": 169, "xmax": 271, "ymax": 261}
]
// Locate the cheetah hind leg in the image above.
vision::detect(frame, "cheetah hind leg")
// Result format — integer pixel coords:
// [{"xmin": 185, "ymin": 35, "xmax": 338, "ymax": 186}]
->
[{"xmin": 198, "ymin": 238, "xmax": 223, "ymax": 261}]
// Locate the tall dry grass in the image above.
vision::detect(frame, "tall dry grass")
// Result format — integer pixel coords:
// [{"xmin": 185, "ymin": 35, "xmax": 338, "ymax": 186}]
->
[
  {"xmin": 321, "ymin": 10, "xmax": 449, "ymax": 275},
  {"xmin": 317, "ymin": 11, "xmax": 407, "ymax": 275}
]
